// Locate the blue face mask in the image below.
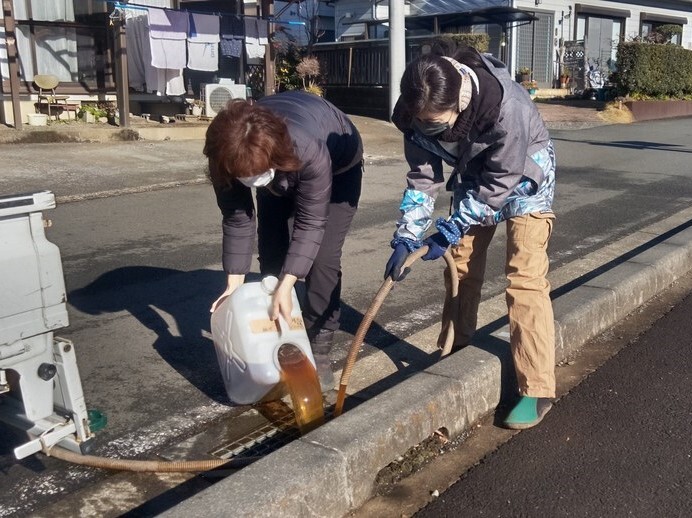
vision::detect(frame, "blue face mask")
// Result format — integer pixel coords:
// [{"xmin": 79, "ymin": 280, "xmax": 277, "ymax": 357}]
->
[{"xmin": 413, "ymin": 118, "xmax": 450, "ymax": 136}]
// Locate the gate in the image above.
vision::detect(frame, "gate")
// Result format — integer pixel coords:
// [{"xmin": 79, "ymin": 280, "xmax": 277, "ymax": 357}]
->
[{"xmin": 516, "ymin": 11, "xmax": 554, "ymax": 87}]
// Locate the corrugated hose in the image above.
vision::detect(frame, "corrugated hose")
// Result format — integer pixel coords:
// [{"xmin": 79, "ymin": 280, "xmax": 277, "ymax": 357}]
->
[{"xmin": 334, "ymin": 246, "xmax": 459, "ymax": 416}]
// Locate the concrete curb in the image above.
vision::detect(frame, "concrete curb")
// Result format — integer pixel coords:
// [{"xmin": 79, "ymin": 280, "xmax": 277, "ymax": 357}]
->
[
  {"xmin": 163, "ymin": 212, "xmax": 692, "ymax": 518},
  {"xmin": 162, "ymin": 214, "xmax": 692, "ymax": 518}
]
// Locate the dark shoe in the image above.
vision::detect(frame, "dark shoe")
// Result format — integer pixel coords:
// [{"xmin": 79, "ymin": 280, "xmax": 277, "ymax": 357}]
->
[
  {"xmin": 503, "ymin": 396, "xmax": 553, "ymax": 430},
  {"xmin": 313, "ymin": 353, "xmax": 335, "ymax": 392}
]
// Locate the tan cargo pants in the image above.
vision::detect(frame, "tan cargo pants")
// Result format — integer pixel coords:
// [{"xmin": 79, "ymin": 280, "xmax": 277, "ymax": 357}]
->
[{"xmin": 440, "ymin": 212, "xmax": 556, "ymax": 398}]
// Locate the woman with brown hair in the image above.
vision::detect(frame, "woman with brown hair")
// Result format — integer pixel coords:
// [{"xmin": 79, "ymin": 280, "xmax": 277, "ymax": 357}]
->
[
  {"xmin": 204, "ymin": 91, "xmax": 363, "ymax": 391},
  {"xmin": 385, "ymin": 44, "xmax": 557, "ymax": 429}
]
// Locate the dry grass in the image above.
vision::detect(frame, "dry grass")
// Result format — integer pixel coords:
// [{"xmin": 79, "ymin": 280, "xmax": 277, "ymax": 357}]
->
[{"xmin": 599, "ymin": 101, "xmax": 635, "ymax": 124}]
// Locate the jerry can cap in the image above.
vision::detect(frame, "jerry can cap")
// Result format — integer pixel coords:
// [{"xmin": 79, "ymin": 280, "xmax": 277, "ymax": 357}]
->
[{"xmin": 261, "ymin": 275, "xmax": 279, "ymax": 294}]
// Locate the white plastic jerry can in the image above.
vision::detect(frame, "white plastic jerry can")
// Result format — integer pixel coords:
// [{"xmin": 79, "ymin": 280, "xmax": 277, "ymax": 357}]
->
[{"xmin": 210, "ymin": 276, "xmax": 316, "ymax": 405}]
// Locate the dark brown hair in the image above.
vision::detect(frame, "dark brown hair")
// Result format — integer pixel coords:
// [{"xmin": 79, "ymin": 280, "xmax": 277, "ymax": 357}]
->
[
  {"xmin": 203, "ymin": 100, "xmax": 302, "ymax": 187},
  {"xmin": 400, "ymin": 42, "xmax": 483, "ymax": 117},
  {"xmin": 400, "ymin": 55, "xmax": 461, "ymax": 116}
]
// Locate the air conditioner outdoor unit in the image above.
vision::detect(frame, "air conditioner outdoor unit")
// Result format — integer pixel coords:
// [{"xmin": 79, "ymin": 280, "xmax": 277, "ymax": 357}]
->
[{"xmin": 203, "ymin": 83, "xmax": 247, "ymax": 118}]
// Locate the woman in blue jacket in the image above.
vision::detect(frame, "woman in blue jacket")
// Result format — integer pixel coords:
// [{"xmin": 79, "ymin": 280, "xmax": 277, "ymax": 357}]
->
[{"xmin": 385, "ymin": 44, "xmax": 556, "ymax": 429}]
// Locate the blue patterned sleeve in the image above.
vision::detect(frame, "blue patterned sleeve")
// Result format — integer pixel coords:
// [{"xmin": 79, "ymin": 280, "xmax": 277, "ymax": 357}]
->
[
  {"xmin": 392, "ymin": 188, "xmax": 435, "ymax": 248},
  {"xmin": 441, "ymin": 143, "xmax": 556, "ymax": 242}
]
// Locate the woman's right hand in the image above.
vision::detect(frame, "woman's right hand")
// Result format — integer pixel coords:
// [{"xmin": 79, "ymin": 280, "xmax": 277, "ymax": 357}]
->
[{"xmin": 210, "ymin": 274, "xmax": 245, "ymax": 312}]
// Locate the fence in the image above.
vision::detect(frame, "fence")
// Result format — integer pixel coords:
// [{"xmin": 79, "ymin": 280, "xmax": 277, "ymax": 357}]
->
[{"xmin": 312, "ymin": 38, "xmax": 429, "ymax": 87}]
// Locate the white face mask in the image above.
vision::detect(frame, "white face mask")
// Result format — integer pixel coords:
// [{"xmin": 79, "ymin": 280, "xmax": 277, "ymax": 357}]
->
[{"xmin": 238, "ymin": 168, "xmax": 275, "ymax": 188}]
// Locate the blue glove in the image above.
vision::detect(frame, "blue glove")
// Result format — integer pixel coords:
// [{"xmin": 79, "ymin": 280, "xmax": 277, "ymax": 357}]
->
[
  {"xmin": 384, "ymin": 243, "xmax": 411, "ymax": 281},
  {"xmin": 421, "ymin": 232, "xmax": 450, "ymax": 261}
]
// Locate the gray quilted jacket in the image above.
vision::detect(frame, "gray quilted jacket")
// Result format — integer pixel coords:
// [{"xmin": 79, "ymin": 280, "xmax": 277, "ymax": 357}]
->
[
  {"xmin": 391, "ymin": 51, "xmax": 554, "ymax": 245},
  {"xmin": 213, "ymin": 91, "xmax": 363, "ymax": 278}
]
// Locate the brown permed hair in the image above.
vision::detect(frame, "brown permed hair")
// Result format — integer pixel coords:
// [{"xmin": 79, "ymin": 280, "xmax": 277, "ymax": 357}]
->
[{"xmin": 203, "ymin": 100, "xmax": 302, "ymax": 187}]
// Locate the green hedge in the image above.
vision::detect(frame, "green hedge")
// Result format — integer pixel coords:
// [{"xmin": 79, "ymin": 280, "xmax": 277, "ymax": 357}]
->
[{"xmin": 616, "ymin": 42, "xmax": 692, "ymax": 97}]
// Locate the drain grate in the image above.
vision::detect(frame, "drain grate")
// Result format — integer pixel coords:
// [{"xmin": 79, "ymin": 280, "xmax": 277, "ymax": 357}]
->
[
  {"xmin": 209, "ymin": 400, "xmax": 333, "ymax": 463},
  {"xmin": 209, "ymin": 410, "xmax": 300, "ymax": 460}
]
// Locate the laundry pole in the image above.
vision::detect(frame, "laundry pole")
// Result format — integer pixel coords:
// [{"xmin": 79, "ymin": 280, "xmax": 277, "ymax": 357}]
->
[{"xmin": 113, "ymin": 16, "xmax": 130, "ymax": 128}]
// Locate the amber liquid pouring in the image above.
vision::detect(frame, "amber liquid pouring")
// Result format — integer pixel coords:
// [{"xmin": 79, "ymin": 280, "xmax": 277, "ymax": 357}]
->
[{"xmin": 277, "ymin": 344, "xmax": 325, "ymax": 434}]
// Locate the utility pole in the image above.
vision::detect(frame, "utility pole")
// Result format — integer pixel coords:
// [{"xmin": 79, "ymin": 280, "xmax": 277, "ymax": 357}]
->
[
  {"xmin": 388, "ymin": 0, "xmax": 405, "ymax": 120},
  {"xmin": 2, "ymin": 0, "xmax": 23, "ymax": 129}
]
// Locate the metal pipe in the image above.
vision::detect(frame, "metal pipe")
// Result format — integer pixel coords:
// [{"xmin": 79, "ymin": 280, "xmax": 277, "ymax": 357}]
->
[{"xmin": 388, "ymin": 0, "xmax": 405, "ymax": 120}]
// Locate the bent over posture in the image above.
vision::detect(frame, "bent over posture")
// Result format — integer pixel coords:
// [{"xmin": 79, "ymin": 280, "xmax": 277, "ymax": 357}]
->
[
  {"xmin": 385, "ymin": 45, "xmax": 557, "ymax": 429},
  {"xmin": 205, "ymin": 91, "xmax": 363, "ymax": 391}
]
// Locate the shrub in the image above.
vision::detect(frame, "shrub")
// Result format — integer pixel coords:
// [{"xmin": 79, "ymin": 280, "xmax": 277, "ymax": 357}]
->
[
  {"xmin": 616, "ymin": 41, "xmax": 692, "ymax": 98},
  {"xmin": 427, "ymin": 33, "xmax": 490, "ymax": 54},
  {"xmin": 274, "ymin": 41, "xmax": 302, "ymax": 92}
]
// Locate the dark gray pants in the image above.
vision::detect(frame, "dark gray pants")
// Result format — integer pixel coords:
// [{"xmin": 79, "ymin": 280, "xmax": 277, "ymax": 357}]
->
[{"xmin": 256, "ymin": 163, "xmax": 362, "ymax": 339}]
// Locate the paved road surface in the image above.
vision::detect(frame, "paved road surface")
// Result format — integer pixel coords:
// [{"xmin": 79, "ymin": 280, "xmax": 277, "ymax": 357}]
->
[{"xmin": 417, "ymin": 282, "xmax": 692, "ymax": 517}]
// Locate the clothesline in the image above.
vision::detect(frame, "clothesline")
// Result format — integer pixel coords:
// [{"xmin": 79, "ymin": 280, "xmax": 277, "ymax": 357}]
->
[{"xmin": 105, "ymin": 1, "xmax": 305, "ymax": 26}]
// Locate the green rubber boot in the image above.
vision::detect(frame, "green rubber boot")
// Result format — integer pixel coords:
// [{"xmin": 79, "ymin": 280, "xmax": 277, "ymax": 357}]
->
[{"xmin": 503, "ymin": 396, "xmax": 553, "ymax": 430}]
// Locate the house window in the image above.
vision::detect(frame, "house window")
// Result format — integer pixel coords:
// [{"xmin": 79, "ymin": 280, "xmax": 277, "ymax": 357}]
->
[
  {"xmin": 641, "ymin": 22, "xmax": 683, "ymax": 45},
  {"xmin": 2, "ymin": 0, "xmax": 112, "ymax": 91}
]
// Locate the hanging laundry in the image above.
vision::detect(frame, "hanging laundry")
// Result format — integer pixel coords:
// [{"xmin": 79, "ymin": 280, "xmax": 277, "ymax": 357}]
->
[
  {"xmin": 244, "ymin": 18, "xmax": 265, "ymax": 60},
  {"xmin": 220, "ymin": 14, "xmax": 245, "ymax": 39},
  {"xmin": 158, "ymin": 68, "xmax": 186, "ymax": 96},
  {"xmin": 148, "ymin": 7, "xmax": 188, "ymax": 70},
  {"xmin": 220, "ymin": 14, "xmax": 244, "ymax": 59},
  {"xmin": 257, "ymin": 19, "xmax": 269, "ymax": 46},
  {"xmin": 187, "ymin": 12, "xmax": 220, "ymax": 72},
  {"xmin": 125, "ymin": 12, "xmax": 153, "ymax": 92}
]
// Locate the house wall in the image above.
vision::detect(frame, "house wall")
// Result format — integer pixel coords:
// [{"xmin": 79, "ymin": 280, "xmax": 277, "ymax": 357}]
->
[
  {"xmin": 275, "ymin": 0, "xmax": 335, "ymax": 46},
  {"xmin": 0, "ymin": 0, "xmax": 174, "ymax": 126},
  {"xmin": 334, "ymin": 0, "xmax": 406, "ymax": 40},
  {"xmin": 513, "ymin": 0, "xmax": 692, "ymax": 84}
]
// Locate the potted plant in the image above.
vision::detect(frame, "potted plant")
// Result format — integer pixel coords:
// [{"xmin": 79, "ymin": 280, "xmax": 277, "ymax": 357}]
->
[
  {"xmin": 560, "ymin": 68, "xmax": 571, "ymax": 89},
  {"xmin": 78, "ymin": 104, "xmax": 108, "ymax": 123},
  {"xmin": 521, "ymin": 80, "xmax": 538, "ymax": 95},
  {"xmin": 185, "ymin": 99, "xmax": 204, "ymax": 116},
  {"xmin": 518, "ymin": 67, "xmax": 531, "ymax": 83}
]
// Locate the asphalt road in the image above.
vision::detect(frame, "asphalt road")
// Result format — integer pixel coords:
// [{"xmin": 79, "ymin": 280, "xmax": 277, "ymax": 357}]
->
[
  {"xmin": 416, "ymin": 279, "xmax": 692, "ymax": 518},
  {"xmin": 1, "ymin": 118, "xmax": 691, "ymax": 515}
]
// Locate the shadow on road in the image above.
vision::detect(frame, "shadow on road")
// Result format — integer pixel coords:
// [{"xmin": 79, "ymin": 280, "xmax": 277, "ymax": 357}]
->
[
  {"xmin": 553, "ymin": 136, "xmax": 692, "ymax": 153},
  {"xmin": 69, "ymin": 266, "xmax": 229, "ymax": 403}
]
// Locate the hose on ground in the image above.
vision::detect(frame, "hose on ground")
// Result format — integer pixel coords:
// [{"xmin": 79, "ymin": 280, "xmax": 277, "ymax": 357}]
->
[
  {"xmin": 43, "ymin": 248, "xmax": 458, "ymax": 467},
  {"xmin": 43, "ymin": 444, "xmax": 262, "ymax": 473},
  {"xmin": 334, "ymin": 246, "xmax": 459, "ymax": 417}
]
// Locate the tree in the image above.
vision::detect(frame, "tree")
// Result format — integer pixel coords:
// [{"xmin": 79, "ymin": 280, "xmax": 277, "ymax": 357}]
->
[{"xmin": 297, "ymin": 0, "xmax": 325, "ymax": 55}]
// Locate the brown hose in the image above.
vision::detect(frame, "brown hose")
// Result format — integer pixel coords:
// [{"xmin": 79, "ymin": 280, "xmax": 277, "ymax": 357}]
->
[
  {"xmin": 334, "ymin": 246, "xmax": 459, "ymax": 417},
  {"xmin": 43, "ymin": 445, "xmax": 261, "ymax": 472},
  {"xmin": 44, "ymin": 250, "xmax": 458, "ymax": 466}
]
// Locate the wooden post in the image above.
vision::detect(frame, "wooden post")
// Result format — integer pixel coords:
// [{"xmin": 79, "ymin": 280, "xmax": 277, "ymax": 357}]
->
[
  {"xmin": 113, "ymin": 15, "xmax": 130, "ymax": 128},
  {"xmin": 2, "ymin": 0, "xmax": 23, "ymax": 129},
  {"xmin": 260, "ymin": 0, "xmax": 274, "ymax": 96},
  {"xmin": 347, "ymin": 46, "xmax": 353, "ymax": 87}
]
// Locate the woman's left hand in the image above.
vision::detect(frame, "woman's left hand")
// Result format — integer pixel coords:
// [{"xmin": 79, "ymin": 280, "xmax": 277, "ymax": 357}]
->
[{"xmin": 270, "ymin": 274, "xmax": 298, "ymax": 323}]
